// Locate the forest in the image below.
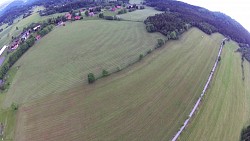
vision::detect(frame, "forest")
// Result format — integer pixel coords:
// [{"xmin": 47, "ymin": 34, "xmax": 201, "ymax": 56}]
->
[{"xmin": 144, "ymin": 0, "xmax": 250, "ymax": 58}]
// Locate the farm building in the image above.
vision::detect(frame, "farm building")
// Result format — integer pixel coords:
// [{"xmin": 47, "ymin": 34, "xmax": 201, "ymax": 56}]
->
[
  {"xmin": 10, "ymin": 40, "xmax": 20, "ymax": 50},
  {"xmin": 89, "ymin": 12, "xmax": 95, "ymax": 17},
  {"xmin": 65, "ymin": 13, "xmax": 72, "ymax": 20},
  {"xmin": 110, "ymin": 7, "xmax": 116, "ymax": 11},
  {"xmin": 21, "ymin": 31, "xmax": 30, "ymax": 41},
  {"xmin": 57, "ymin": 21, "xmax": 65, "ymax": 26},
  {"xmin": 36, "ymin": 35, "xmax": 41, "ymax": 40},
  {"xmin": 74, "ymin": 16, "xmax": 81, "ymax": 20},
  {"xmin": 33, "ymin": 25, "xmax": 41, "ymax": 31},
  {"xmin": 0, "ymin": 45, "xmax": 8, "ymax": 56}
]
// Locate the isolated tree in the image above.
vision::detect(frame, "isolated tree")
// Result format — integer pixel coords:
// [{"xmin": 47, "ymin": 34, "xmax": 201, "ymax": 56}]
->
[
  {"xmin": 145, "ymin": 23, "xmax": 156, "ymax": 33},
  {"xmin": 99, "ymin": 13, "xmax": 104, "ymax": 18},
  {"xmin": 218, "ymin": 56, "xmax": 221, "ymax": 61},
  {"xmin": 11, "ymin": 103, "xmax": 18, "ymax": 111},
  {"xmin": 170, "ymin": 31, "xmax": 177, "ymax": 40},
  {"xmin": 147, "ymin": 49, "xmax": 152, "ymax": 54},
  {"xmin": 157, "ymin": 39, "xmax": 165, "ymax": 48},
  {"xmin": 102, "ymin": 69, "xmax": 109, "ymax": 77},
  {"xmin": 88, "ymin": 73, "xmax": 95, "ymax": 84},
  {"xmin": 139, "ymin": 54, "xmax": 143, "ymax": 61},
  {"xmin": 85, "ymin": 10, "xmax": 89, "ymax": 17},
  {"xmin": 16, "ymin": 26, "xmax": 19, "ymax": 30}
]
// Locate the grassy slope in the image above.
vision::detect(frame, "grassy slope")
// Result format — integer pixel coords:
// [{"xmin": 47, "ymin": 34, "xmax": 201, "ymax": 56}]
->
[
  {"xmin": 0, "ymin": 107, "xmax": 15, "ymax": 140},
  {"xmin": 181, "ymin": 41, "xmax": 250, "ymax": 141},
  {"xmin": 120, "ymin": 7, "xmax": 162, "ymax": 22},
  {"xmin": 0, "ymin": 68, "xmax": 19, "ymax": 141},
  {"xmin": 14, "ymin": 28, "xmax": 224, "ymax": 141},
  {"xmin": 4, "ymin": 20, "xmax": 164, "ymax": 107}
]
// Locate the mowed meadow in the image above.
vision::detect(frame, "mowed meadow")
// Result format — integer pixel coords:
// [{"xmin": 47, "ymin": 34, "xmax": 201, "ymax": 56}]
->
[
  {"xmin": 181, "ymin": 41, "xmax": 250, "ymax": 141},
  {"xmin": 4, "ymin": 20, "xmax": 164, "ymax": 107},
  {"xmin": 119, "ymin": 7, "xmax": 162, "ymax": 22},
  {"xmin": 15, "ymin": 28, "xmax": 225, "ymax": 141}
]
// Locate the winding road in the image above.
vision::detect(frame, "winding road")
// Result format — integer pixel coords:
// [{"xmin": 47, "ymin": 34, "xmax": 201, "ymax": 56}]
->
[{"xmin": 172, "ymin": 38, "xmax": 228, "ymax": 141}]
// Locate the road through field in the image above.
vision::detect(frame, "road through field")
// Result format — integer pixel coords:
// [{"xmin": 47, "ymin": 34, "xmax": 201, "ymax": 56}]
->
[{"xmin": 172, "ymin": 38, "xmax": 227, "ymax": 141}]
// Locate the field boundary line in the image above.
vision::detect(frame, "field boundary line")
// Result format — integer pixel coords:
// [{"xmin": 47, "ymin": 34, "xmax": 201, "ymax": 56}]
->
[{"xmin": 172, "ymin": 38, "xmax": 228, "ymax": 141}]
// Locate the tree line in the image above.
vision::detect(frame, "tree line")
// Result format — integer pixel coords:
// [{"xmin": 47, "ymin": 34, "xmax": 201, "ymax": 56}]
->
[{"xmin": 144, "ymin": 12, "xmax": 190, "ymax": 40}]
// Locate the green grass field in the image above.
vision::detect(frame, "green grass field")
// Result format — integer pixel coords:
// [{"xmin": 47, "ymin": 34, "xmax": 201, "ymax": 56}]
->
[
  {"xmin": 0, "ymin": 107, "xmax": 16, "ymax": 140},
  {"xmin": 180, "ymin": 41, "xmax": 250, "ymax": 141},
  {"xmin": 4, "ymin": 20, "xmax": 164, "ymax": 107},
  {"xmin": 14, "ymin": 28, "xmax": 225, "ymax": 141},
  {"xmin": 120, "ymin": 7, "xmax": 162, "ymax": 22}
]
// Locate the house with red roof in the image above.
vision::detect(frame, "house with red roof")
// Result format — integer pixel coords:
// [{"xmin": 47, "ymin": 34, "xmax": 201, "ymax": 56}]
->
[
  {"xmin": 65, "ymin": 13, "xmax": 72, "ymax": 20},
  {"xmin": 89, "ymin": 12, "xmax": 95, "ymax": 17},
  {"xmin": 11, "ymin": 41, "xmax": 19, "ymax": 50},
  {"xmin": 111, "ymin": 7, "xmax": 116, "ymax": 11},
  {"xmin": 75, "ymin": 16, "xmax": 81, "ymax": 20},
  {"xmin": 36, "ymin": 35, "xmax": 41, "ymax": 40}
]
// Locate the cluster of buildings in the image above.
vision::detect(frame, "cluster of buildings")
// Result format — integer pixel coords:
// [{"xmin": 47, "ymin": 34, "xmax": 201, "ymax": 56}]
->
[
  {"xmin": 10, "ymin": 25, "xmax": 41, "ymax": 50},
  {"xmin": 65, "ymin": 13, "xmax": 84, "ymax": 21}
]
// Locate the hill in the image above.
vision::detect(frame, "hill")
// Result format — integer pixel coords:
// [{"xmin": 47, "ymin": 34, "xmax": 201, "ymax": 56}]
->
[{"xmin": 14, "ymin": 28, "xmax": 224, "ymax": 141}]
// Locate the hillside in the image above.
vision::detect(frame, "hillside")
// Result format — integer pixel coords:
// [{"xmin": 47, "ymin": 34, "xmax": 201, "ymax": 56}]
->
[
  {"xmin": 4, "ymin": 20, "xmax": 164, "ymax": 107},
  {"xmin": 0, "ymin": 0, "xmax": 250, "ymax": 140},
  {"xmin": 14, "ymin": 28, "xmax": 224, "ymax": 141},
  {"xmin": 181, "ymin": 41, "xmax": 250, "ymax": 141},
  {"xmin": 144, "ymin": 0, "xmax": 250, "ymax": 56}
]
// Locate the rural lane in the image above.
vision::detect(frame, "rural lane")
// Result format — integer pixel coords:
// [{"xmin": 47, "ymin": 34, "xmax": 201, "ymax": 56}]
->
[{"xmin": 172, "ymin": 38, "xmax": 228, "ymax": 141}]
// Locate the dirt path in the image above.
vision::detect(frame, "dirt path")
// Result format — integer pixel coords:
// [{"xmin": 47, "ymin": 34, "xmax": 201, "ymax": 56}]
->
[{"xmin": 172, "ymin": 38, "xmax": 227, "ymax": 141}]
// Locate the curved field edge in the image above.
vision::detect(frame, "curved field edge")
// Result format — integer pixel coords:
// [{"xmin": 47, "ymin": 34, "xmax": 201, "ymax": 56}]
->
[
  {"xmin": 14, "ymin": 28, "xmax": 224, "ymax": 141},
  {"xmin": 180, "ymin": 41, "xmax": 250, "ymax": 141},
  {"xmin": 3, "ymin": 20, "xmax": 164, "ymax": 107}
]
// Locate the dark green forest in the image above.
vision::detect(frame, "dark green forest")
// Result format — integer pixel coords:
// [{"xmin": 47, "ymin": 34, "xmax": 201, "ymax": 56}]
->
[{"xmin": 144, "ymin": 0, "xmax": 250, "ymax": 61}]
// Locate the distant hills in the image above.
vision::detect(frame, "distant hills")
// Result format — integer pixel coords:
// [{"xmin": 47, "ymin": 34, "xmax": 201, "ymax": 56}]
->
[
  {"xmin": 145, "ymin": 0, "xmax": 250, "ymax": 44},
  {"xmin": 0, "ymin": 0, "xmax": 40, "ymax": 25},
  {"xmin": 0, "ymin": 0, "xmax": 27, "ymax": 14}
]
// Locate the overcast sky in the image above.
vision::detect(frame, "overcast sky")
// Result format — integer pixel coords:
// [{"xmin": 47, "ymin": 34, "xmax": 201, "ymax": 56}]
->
[
  {"xmin": 0, "ymin": 0, "xmax": 249, "ymax": 31},
  {"xmin": 178, "ymin": 0, "xmax": 250, "ymax": 32},
  {"xmin": 0, "ymin": 0, "xmax": 11, "ymax": 5}
]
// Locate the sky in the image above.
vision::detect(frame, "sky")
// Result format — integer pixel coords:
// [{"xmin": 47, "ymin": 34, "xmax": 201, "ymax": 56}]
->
[
  {"xmin": 0, "ymin": 0, "xmax": 12, "ymax": 5},
  {"xmin": 0, "ymin": 0, "xmax": 249, "ymax": 31},
  {"xmin": 178, "ymin": 0, "xmax": 250, "ymax": 32}
]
